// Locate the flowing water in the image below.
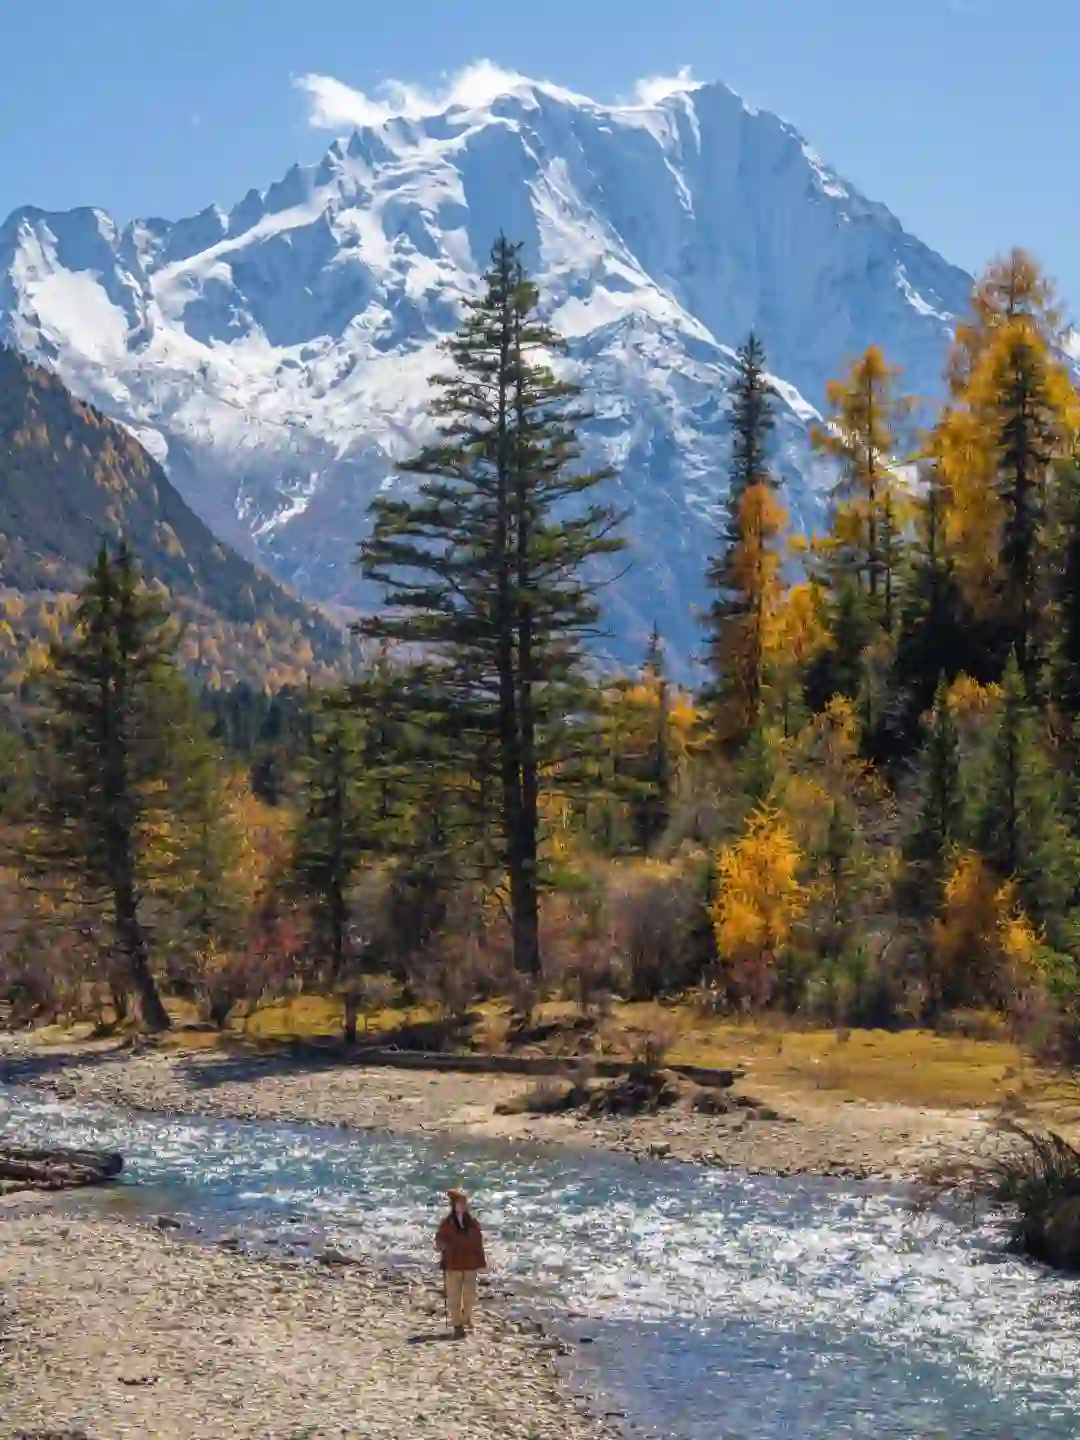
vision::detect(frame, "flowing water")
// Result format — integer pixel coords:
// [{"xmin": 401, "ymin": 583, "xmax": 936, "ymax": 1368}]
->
[{"xmin": 2, "ymin": 1085, "xmax": 1079, "ymax": 1438}]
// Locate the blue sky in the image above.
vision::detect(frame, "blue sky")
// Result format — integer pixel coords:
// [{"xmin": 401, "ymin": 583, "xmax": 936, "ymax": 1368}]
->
[{"xmin": 3, "ymin": 0, "xmax": 1078, "ymax": 307}]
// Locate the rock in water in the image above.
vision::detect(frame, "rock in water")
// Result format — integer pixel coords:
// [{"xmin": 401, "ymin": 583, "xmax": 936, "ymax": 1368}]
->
[
  {"xmin": 0, "ymin": 1143, "xmax": 124, "ymax": 1191},
  {"xmin": 1031, "ymin": 1195, "xmax": 1080, "ymax": 1272}
]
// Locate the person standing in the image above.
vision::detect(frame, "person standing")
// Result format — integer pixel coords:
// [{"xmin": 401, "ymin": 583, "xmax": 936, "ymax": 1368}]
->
[{"xmin": 434, "ymin": 1187, "xmax": 487, "ymax": 1339}]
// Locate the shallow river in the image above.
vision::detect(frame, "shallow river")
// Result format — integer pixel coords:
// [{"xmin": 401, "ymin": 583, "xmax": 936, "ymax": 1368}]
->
[{"xmin": 2, "ymin": 1086, "xmax": 1079, "ymax": 1438}]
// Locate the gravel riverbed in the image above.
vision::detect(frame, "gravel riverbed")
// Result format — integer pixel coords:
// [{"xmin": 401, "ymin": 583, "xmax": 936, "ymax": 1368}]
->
[{"xmin": 0, "ymin": 1207, "xmax": 621, "ymax": 1440}]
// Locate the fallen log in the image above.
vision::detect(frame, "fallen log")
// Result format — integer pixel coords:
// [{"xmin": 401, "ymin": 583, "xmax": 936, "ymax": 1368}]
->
[
  {"xmin": 0, "ymin": 1143, "xmax": 124, "ymax": 1192},
  {"xmin": 288, "ymin": 1040, "xmax": 743, "ymax": 1089}
]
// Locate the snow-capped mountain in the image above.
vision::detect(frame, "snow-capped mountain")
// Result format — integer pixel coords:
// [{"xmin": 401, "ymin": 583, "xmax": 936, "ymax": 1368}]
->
[{"xmin": 0, "ymin": 74, "xmax": 974, "ymax": 671}]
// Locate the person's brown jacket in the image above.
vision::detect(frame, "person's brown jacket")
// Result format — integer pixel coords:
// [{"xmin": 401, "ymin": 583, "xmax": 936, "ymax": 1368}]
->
[{"xmin": 436, "ymin": 1213, "xmax": 487, "ymax": 1272}]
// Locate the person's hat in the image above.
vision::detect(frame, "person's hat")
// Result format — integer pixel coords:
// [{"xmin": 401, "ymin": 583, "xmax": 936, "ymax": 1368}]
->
[{"xmin": 446, "ymin": 1187, "xmax": 468, "ymax": 1202}]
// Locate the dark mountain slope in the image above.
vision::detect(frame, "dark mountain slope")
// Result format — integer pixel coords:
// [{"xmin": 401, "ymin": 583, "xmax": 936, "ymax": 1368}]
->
[{"xmin": 0, "ymin": 348, "xmax": 354, "ymax": 687}]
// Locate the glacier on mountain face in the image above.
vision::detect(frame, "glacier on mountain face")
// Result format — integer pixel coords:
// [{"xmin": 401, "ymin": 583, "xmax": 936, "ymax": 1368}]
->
[{"xmin": 0, "ymin": 74, "xmax": 975, "ymax": 675}]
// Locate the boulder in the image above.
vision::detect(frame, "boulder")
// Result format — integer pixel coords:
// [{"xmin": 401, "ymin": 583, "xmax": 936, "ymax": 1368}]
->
[
  {"xmin": 1032, "ymin": 1195, "xmax": 1080, "ymax": 1271},
  {"xmin": 494, "ymin": 1079, "xmax": 586, "ymax": 1116},
  {"xmin": 692, "ymin": 1088, "xmax": 732, "ymax": 1116}
]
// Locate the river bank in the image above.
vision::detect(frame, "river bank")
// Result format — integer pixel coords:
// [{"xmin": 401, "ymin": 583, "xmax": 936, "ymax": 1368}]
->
[
  {"xmin": 0, "ymin": 1030, "xmax": 994, "ymax": 1180},
  {"xmin": 0, "ymin": 1204, "xmax": 619, "ymax": 1440}
]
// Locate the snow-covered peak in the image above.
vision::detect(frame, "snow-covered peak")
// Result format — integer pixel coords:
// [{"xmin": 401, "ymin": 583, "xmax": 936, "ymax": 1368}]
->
[{"xmin": 0, "ymin": 70, "xmax": 975, "ymax": 672}]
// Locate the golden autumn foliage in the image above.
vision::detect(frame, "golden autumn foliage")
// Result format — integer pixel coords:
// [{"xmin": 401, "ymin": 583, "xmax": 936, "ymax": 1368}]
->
[
  {"xmin": 812, "ymin": 346, "xmax": 912, "ymax": 617},
  {"xmin": 945, "ymin": 673, "xmax": 1003, "ymax": 725},
  {"xmin": 769, "ymin": 580, "xmax": 829, "ymax": 670},
  {"xmin": 935, "ymin": 252, "xmax": 1080, "ymax": 628},
  {"xmin": 931, "ymin": 851, "xmax": 1041, "ymax": 1009},
  {"xmin": 609, "ymin": 672, "xmax": 701, "ymax": 762},
  {"xmin": 774, "ymin": 694, "xmax": 884, "ymax": 856},
  {"xmin": 950, "ymin": 248, "xmax": 1066, "ymax": 397},
  {"xmin": 538, "ymin": 785, "xmax": 576, "ymax": 863},
  {"xmin": 713, "ymin": 807, "xmax": 807, "ymax": 1006}
]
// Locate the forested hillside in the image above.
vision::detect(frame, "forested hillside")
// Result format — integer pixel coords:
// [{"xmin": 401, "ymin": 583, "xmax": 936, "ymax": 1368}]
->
[{"xmin": 0, "ymin": 348, "xmax": 355, "ymax": 689}]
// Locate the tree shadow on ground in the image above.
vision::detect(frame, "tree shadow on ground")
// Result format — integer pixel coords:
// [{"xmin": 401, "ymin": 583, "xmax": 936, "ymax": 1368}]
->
[
  {"xmin": 0, "ymin": 1011, "xmax": 484, "ymax": 1095},
  {"xmin": 0, "ymin": 1041, "xmax": 149, "ymax": 1087},
  {"xmin": 164, "ymin": 1013, "xmax": 484, "ymax": 1092}
]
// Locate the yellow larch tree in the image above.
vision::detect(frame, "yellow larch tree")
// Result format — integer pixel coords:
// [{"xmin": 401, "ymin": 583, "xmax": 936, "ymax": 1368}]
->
[
  {"xmin": 935, "ymin": 252, "xmax": 1080, "ymax": 685},
  {"xmin": 812, "ymin": 346, "xmax": 913, "ymax": 632},
  {"xmin": 931, "ymin": 850, "xmax": 1040, "ymax": 1011},
  {"xmin": 713, "ymin": 806, "xmax": 807, "ymax": 1008}
]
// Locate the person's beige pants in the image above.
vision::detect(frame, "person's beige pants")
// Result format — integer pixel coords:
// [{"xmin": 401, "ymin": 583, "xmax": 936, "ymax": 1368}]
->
[{"xmin": 445, "ymin": 1269, "xmax": 478, "ymax": 1328}]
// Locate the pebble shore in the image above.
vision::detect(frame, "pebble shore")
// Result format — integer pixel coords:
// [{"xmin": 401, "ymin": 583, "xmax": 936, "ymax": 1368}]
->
[{"xmin": 0, "ymin": 1208, "xmax": 621, "ymax": 1440}]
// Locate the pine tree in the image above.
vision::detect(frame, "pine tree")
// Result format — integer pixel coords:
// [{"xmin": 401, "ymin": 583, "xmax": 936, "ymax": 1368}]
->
[
  {"xmin": 891, "ymin": 464, "xmax": 980, "ymax": 754},
  {"xmin": 704, "ymin": 333, "xmax": 786, "ymax": 748},
  {"xmin": 350, "ymin": 657, "xmax": 478, "ymax": 970},
  {"xmin": 176, "ymin": 730, "xmax": 245, "ymax": 967},
  {"xmin": 624, "ymin": 625, "xmax": 673, "ymax": 853},
  {"xmin": 803, "ymin": 575, "xmax": 876, "ymax": 714},
  {"xmin": 972, "ymin": 654, "xmax": 1076, "ymax": 937},
  {"xmin": 995, "ymin": 328, "xmax": 1063, "ymax": 688},
  {"xmin": 804, "ymin": 798, "xmax": 864, "ymax": 1015},
  {"xmin": 359, "ymin": 236, "xmax": 625, "ymax": 979},
  {"xmin": 900, "ymin": 681, "xmax": 964, "ymax": 919},
  {"xmin": 28, "ymin": 543, "xmax": 218, "ymax": 1031},
  {"xmin": 292, "ymin": 696, "xmax": 379, "ymax": 1037},
  {"xmin": 1051, "ymin": 461, "xmax": 1080, "ymax": 717}
]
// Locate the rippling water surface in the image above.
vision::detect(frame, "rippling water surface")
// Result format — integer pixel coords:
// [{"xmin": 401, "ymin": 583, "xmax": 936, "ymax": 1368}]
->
[{"xmin": 3, "ymin": 1086, "xmax": 1079, "ymax": 1438}]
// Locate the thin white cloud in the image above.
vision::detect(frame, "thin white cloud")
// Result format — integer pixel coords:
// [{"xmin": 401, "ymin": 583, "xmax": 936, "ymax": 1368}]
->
[
  {"xmin": 295, "ymin": 60, "xmax": 529, "ymax": 130},
  {"xmin": 295, "ymin": 60, "xmax": 705, "ymax": 132},
  {"xmin": 632, "ymin": 66, "xmax": 701, "ymax": 107}
]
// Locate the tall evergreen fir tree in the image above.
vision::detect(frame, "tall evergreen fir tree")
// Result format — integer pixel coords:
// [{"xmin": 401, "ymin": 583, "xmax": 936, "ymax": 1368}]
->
[
  {"xmin": 891, "ymin": 465, "xmax": 979, "ymax": 755},
  {"xmin": 972, "ymin": 654, "xmax": 1076, "ymax": 940},
  {"xmin": 994, "ymin": 329, "xmax": 1062, "ymax": 690},
  {"xmin": 635, "ymin": 624, "xmax": 673, "ymax": 854},
  {"xmin": 292, "ymin": 695, "xmax": 380, "ymax": 1036},
  {"xmin": 1051, "ymin": 461, "xmax": 1080, "ymax": 719},
  {"xmin": 359, "ymin": 236, "xmax": 625, "ymax": 980},
  {"xmin": 608, "ymin": 623, "xmax": 677, "ymax": 855},
  {"xmin": 704, "ymin": 332, "xmax": 785, "ymax": 748},
  {"xmin": 176, "ymin": 728, "xmax": 245, "ymax": 966},
  {"xmin": 28, "ymin": 543, "xmax": 223, "ymax": 1031},
  {"xmin": 350, "ymin": 657, "xmax": 481, "ymax": 967},
  {"xmin": 803, "ymin": 576, "xmax": 876, "ymax": 714},
  {"xmin": 899, "ymin": 681, "xmax": 964, "ymax": 920}
]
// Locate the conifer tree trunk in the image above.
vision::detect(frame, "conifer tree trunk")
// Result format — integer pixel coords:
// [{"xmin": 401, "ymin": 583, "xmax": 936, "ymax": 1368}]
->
[
  {"xmin": 512, "ymin": 285, "xmax": 541, "ymax": 979},
  {"xmin": 113, "ymin": 867, "xmax": 170, "ymax": 1032}
]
